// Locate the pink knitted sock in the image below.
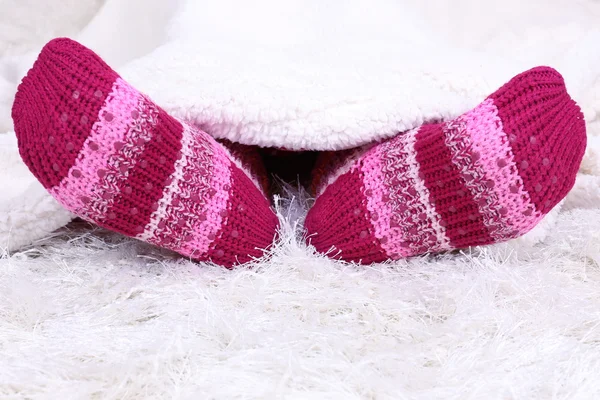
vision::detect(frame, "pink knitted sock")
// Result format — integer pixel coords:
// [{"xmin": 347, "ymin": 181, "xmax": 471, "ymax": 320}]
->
[
  {"xmin": 12, "ymin": 38, "xmax": 279, "ymax": 267},
  {"xmin": 305, "ymin": 67, "xmax": 587, "ymax": 264}
]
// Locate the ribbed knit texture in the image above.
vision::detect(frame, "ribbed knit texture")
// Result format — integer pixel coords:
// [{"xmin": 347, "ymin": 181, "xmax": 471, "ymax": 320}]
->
[
  {"xmin": 12, "ymin": 38, "xmax": 279, "ymax": 267},
  {"xmin": 305, "ymin": 66, "xmax": 587, "ymax": 264}
]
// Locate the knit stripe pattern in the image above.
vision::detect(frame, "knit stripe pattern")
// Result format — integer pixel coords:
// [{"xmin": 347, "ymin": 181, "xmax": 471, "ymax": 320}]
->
[
  {"xmin": 12, "ymin": 38, "xmax": 278, "ymax": 267},
  {"xmin": 305, "ymin": 66, "xmax": 586, "ymax": 264}
]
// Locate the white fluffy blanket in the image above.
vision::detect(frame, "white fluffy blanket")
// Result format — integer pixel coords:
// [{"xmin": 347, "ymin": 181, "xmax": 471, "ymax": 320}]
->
[
  {"xmin": 3, "ymin": 0, "xmax": 600, "ymax": 148},
  {"xmin": 1, "ymin": 2, "xmax": 600, "ymax": 397}
]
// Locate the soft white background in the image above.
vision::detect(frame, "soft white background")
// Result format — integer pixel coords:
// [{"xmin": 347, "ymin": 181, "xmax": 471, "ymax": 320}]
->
[{"xmin": 1, "ymin": 1, "xmax": 600, "ymax": 398}]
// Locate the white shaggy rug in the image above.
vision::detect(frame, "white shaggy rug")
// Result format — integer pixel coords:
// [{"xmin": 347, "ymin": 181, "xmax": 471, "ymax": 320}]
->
[{"xmin": 2, "ymin": 187, "xmax": 600, "ymax": 399}]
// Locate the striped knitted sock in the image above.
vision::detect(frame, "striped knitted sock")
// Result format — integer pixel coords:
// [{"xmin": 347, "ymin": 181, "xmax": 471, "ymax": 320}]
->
[
  {"xmin": 12, "ymin": 38, "xmax": 279, "ymax": 267},
  {"xmin": 305, "ymin": 66, "xmax": 587, "ymax": 264}
]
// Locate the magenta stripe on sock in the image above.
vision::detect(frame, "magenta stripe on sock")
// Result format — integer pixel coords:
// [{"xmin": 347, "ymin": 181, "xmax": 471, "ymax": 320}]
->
[
  {"xmin": 463, "ymin": 99, "xmax": 543, "ymax": 238},
  {"xmin": 105, "ymin": 104, "xmax": 185, "ymax": 239},
  {"xmin": 137, "ymin": 123, "xmax": 212, "ymax": 252},
  {"xmin": 413, "ymin": 123, "xmax": 493, "ymax": 248}
]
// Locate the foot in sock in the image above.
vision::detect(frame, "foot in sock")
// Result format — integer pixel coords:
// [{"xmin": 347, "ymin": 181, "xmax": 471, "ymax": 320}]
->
[
  {"xmin": 12, "ymin": 38, "xmax": 279, "ymax": 267},
  {"xmin": 305, "ymin": 66, "xmax": 587, "ymax": 263}
]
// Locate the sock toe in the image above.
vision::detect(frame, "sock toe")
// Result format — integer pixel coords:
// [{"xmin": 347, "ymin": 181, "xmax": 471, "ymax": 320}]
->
[
  {"xmin": 487, "ymin": 66, "xmax": 586, "ymax": 214},
  {"xmin": 12, "ymin": 38, "xmax": 119, "ymax": 189}
]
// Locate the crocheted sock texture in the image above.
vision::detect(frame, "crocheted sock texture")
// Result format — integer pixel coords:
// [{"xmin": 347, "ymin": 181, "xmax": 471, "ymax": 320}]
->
[
  {"xmin": 305, "ymin": 66, "xmax": 587, "ymax": 264},
  {"xmin": 12, "ymin": 38, "xmax": 279, "ymax": 267}
]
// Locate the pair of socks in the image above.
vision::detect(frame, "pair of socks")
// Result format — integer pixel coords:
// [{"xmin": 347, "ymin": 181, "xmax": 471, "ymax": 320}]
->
[{"xmin": 12, "ymin": 39, "xmax": 586, "ymax": 267}]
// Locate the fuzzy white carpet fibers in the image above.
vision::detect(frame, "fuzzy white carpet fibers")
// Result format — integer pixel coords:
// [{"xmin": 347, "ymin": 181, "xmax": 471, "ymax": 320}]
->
[{"xmin": 2, "ymin": 188, "xmax": 600, "ymax": 399}]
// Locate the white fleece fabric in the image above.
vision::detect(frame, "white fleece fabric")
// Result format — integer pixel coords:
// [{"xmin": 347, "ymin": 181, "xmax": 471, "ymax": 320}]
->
[
  {"xmin": 124, "ymin": 0, "xmax": 600, "ymax": 151},
  {"xmin": 0, "ymin": 0, "xmax": 599, "ymax": 254}
]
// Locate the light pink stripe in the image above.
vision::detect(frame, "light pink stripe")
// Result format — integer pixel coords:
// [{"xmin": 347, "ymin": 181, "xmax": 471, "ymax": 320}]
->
[
  {"xmin": 360, "ymin": 145, "xmax": 393, "ymax": 247},
  {"xmin": 185, "ymin": 142, "xmax": 232, "ymax": 257},
  {"xmin": 462, "ymin": 100, "xmax": 543, "ymax": 237},
  {"xmin": 51, "ymin": 78, "xmax": 142, "ymax": 219},
  {"xmin": 375, "ymin": 128, "xmax": 451, "ymax": 258}
]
